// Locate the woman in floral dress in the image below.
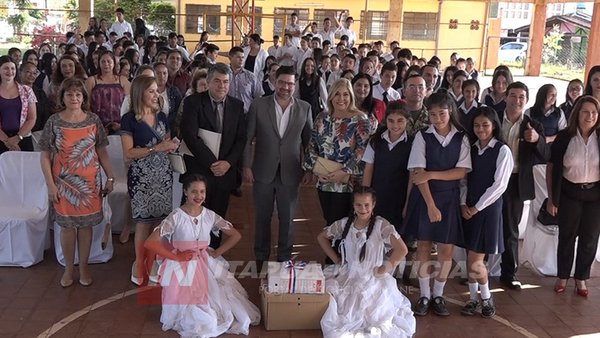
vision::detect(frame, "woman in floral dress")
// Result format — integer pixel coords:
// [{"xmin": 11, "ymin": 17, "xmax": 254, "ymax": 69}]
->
[
  {"xmin": 40, "ymin": 78, "xmax": 115, "ymax": 287},
  {"xmin": 120, "ymin": 75, "xmax": 179, "ymax": 285},
  {"xmin": 304, "ymin": 78, "xmax": 371, "ymax": 228}
]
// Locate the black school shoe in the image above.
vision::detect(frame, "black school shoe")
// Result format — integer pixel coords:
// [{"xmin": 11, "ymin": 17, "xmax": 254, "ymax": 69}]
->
[
  {"xmin": 413, "ymin": 297, "xmax": 430, "ymax": 316},
  {"xmin": 500, "ymin": 276, "xmax": 522, "ymax": 290},
  {"xmin": 461, "ymin": 300, "xmax": 479, "ymax": 316},
  {"xmin": 480, "ymin": 297, "xmax": 496, "ymax": 318},
  {"xmin": 432, "ymin": 296, "xmax": 450, "ymax": 316}
]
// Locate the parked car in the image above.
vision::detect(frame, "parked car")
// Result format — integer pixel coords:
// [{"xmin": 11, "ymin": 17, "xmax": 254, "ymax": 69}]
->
[{"xmin": 498, "ymin": 42, "xmax": 527, "ymax": 62}]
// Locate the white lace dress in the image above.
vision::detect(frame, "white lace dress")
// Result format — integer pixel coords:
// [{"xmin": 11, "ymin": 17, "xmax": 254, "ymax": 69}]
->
[
  {"xmin": 156, "ymin": 207, "xmax": 260, "ymax": 338},
  {"xmin": 321, "ymin": 216, "xmax": 416, "ymax": 338}
]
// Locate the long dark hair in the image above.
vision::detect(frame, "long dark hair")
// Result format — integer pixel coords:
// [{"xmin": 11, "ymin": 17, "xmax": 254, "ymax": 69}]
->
[
  {"xmin": 299, "ymin": 57, "xmax": 319, "ymax": 84},
  {"xmin": 565, "ymin": 78, "xmax": 583, "ymax": 104},
  {"xmin": 351, "ymin": 73, "xmax": 374, "ymax": 115},
  {"xmin": 440, "ymin": 66, "xmax": 458, "ymax": 90},
  {"xmin": 469, "ymin": 106, "xmax": 505, "ymax": 144},
  {"xmin": 425, "ymin": 90, "xmax": 464, "ymax": 132},
  {"xmin": 40, "ymin": 53, "xmax": 57, "ymax": 76},
  {"xmin": 338, "ymin": 186, "xmax": 377, "ymax": 263},
  {"xmin": 530, "ymin": 84, "xmax": 557, "ymax": 118},
  {"xmin": 584, "ymin": 65, "xmax": 600, "ymax": 96}
]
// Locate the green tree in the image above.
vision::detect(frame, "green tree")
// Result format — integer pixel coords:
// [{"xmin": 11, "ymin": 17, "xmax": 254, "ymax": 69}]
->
[
  {"xmin": 93, "ymin": 0, "xmax": 152, "ymax": 23},
  {"xmin": 63, "ymin": 0, "xmax": 79, "ymax": 30},
  {"xmin": 542, "ymin": 24, "xmax": 563, "ymax": 65},
  {"xmin": 148, "ymin": 2, "xmax": 175, "ymax": 36}
]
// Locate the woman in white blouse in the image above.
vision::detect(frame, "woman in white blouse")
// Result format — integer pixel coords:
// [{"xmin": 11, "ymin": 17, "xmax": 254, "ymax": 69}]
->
[{"xmin": 546, "ymin": 95, "xmax": 600, "ymax": 297}]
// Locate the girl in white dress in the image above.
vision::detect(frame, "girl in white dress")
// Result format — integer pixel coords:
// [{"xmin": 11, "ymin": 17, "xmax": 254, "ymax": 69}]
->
[
  {"xmin": 316, "ymin": 186, "xmax": 416, "ymax": 338},
  {"xmin": 145, "ymin": 174, "xmax": 260, "ymax": 338}
]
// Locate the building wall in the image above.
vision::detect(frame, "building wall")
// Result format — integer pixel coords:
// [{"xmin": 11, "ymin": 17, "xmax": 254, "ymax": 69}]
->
[{"xmin": 179, "ymin": 0, "xmax": 487, "ymax": 67}]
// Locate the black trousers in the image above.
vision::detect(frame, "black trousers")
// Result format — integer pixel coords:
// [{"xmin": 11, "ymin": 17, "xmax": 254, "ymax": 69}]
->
[
  {"xmin": 317, "ymin": 190, "xmax": 353, "ymax": 227},
  {"xmin": 0, "ymin": 134, "xmax": 33, "ymax": 154},
  {"xmin": 318, "ymin": 190, "xmax": 353, "ymax": 264},
  {"xmin": 500, "ymin": 174, "xmax": 523, "ymax": 280},
  {"xmin": 557, "ymin": 179, "xmax": 600, "ymax": 280},
  {"xmin": 253, "ymin": 170, "xmax": 299, "ymax": 261}
]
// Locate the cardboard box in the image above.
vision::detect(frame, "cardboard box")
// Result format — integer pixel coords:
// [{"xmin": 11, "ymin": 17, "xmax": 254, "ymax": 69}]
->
[
  {"xmin": 261, "ymin": 282, "xmax": 330, "ymax": 330},
  {"xmin": 267, "ymin": 261, "xmax": 325, "ymax": 294}
]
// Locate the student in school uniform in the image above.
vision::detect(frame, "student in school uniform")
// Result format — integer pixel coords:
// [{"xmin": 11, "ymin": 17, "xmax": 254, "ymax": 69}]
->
[
  {"xmin": 402, "ymin": 91, "xmax": 472, "ymax": 317},
  {"xmin": 460, "ymin": 106, "xmax": 513, "ymax": 318},
  {"xmin": 458, "ymin": 79, "xmax": 482, "ymax": 140},
  {"xmin": 525, "ymin": 84, "xmax": 567, "ymax": 144},
  {"xmin": 362, "ymin": 101, "xmax": 413, "ymax": 230},
  {"xmin": 483, "ymin": 69, "xmax": 512, "ymax": 120}
]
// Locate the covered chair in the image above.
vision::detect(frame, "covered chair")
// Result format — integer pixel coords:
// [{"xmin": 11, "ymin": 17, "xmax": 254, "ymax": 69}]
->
[
  {"xmin": 0, "ymin": 151, "xmax": 50, "ymax": 267},
  {"xmin": 105, "ymin": 135, "xmax": 133, "ymax": 234}
]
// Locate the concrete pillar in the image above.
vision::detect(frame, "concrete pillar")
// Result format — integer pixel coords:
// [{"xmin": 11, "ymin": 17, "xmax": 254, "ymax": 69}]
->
[
  {"xmin": 525, "ymin": 1, "xmax": 547, "ymax": 76},
  {"xmin": 386, "ymin": 0, "xmax": 403, "ymax": 44},
  {"xmin": 585, "ymin": 1, "xmax": 600, "ymax": 77},
  {"xmin": 78, "ymin": 0, "xmax": 91, "ymax": 31}
]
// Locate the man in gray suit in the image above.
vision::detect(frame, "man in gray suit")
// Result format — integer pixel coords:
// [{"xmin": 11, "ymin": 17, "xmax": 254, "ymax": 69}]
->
[{"xmin": 243, "ymin": 66, "xmax": 313, "ymax": 264}]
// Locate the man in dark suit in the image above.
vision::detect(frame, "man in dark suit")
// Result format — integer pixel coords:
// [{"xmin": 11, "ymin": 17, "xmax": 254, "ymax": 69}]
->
[
  {"xmin": 243, "ymin": 66, "xmax": 313, "ymax": 265},
  {"xmin": 181, "ymin": 62, "xmax": 246, "ymax": 248},
  {"xmin": 499, "ymin": 81, "xmax": 550, "ymax": 290}
]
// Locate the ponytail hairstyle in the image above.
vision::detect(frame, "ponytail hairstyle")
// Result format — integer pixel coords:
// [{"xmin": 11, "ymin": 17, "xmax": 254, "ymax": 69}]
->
[{"xmin": 338, "ymin": 186, "xmax": 378, "ymax": 262}]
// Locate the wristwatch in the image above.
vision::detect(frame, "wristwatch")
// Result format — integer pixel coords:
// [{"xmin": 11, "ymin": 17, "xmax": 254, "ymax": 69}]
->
[
  {"xmin": 17, "ymin": 134, "xmax": 23, "ymax": 141},
  {"xmin": 107, "ymin": 177, "xmax": 115, "ymax": 183},
  {"xmin": 149, "ymin": 146, "xmax": 155, "ymax": 153}
]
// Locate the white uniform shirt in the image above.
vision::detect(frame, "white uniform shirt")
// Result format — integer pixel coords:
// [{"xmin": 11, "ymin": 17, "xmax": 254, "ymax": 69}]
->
[
  {"xmin": 362, "ymin": 130, "xmax": 408, "ymax": 163},
  {"xmin": 109, "ymin": 20, "xmax": 133, "ymax": 38},
  {"xmin": 459, "ymin": 138, "xmax": 514, "ymax": 210},
  {"xmin": 407, "ymin": 125, "xmax": 472, "ymax": 171},
  {"xmin": 372, "ymin": 84, "xmax": 401, "ymax": 102}
]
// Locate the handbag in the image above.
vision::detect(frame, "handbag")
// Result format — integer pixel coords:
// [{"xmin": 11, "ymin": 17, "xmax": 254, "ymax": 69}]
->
[
  {"xmin": 537, "ymin": 198, "xmax": 559, "ymax": 226},
  {"xmin": 168, "ymin": 153, "xmax": 187, "ymax": 174},
  {"xmin": 313, "ymin": 156, "xmax": 343, "ymax": 176}
]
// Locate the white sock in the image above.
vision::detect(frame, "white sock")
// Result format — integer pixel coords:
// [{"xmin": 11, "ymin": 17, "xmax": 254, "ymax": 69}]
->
[
  {"xmin": 432, "ymin": 279, "xmax": 446, "ymax": 298},
  {"xmin": 468, "ymin": 282, "xmax": 479, "ymax": 301},
  {"xmin": 418, "ymin": 277, "xmax": 431, "ymax": 299},
  {"xmin": 479, "ymin": 282, "xmax": 491, "ymax": 300}
]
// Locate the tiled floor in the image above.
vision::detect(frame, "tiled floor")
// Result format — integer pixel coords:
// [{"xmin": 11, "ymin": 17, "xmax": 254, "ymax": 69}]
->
[{"xmin": 2, "ymin": 185, "xmax": 600, "ymax": 338}]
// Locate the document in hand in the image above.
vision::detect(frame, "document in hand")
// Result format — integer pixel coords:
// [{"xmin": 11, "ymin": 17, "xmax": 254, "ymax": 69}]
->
[{"xmin": 179, "ymin": 128, "xmax": 222, "ymax": 158}]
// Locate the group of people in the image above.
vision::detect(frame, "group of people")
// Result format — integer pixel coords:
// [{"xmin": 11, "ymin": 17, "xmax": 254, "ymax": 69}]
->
[{"xmin": 3, "ymin": 8, "xmax": 600, "ymax": 336}]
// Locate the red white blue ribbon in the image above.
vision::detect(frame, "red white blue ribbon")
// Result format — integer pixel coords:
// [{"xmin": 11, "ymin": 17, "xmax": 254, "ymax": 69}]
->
[{"xmin": 284, "ymin": 260, "xmax": 306, "ymax": 293}]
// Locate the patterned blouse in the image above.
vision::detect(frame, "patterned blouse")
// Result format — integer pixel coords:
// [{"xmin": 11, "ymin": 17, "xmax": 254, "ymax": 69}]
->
[{"xmin": 304, "ymin": 111, "xmax": 371, "ymax": 193}]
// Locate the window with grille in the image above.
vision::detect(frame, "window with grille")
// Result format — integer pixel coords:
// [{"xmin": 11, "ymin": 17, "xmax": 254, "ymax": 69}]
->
[
  {"xmin": 359, "ymin": 11, "xmax": 388, "ymax": 40},
  {"xmin": 402, "ymin": 12, "xmax": 437, "ymax": 41},
  {"xmin": 226, "ymin": 6, "xmax": 262, "ymax": 35},
  {"xmin": 186, "ymin": 5, "xmax": 221, "ymax": 34},
  {"xmin": 273, "ymin": 8, "xmax": 309, "ymax": 36},
  {"xmin": 313, "ymin": 9, "xmax": 344, "ymax": 26}
]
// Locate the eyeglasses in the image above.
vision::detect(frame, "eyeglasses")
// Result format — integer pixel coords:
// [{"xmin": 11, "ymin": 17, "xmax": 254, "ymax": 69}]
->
[{"xmin": 23, "ymin": 70, "xmax": 39, "ymax": 76}]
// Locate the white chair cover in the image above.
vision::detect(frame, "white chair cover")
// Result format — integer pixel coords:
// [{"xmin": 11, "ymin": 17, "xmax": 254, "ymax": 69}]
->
[
  {"xmin": 521, "ymin": 165, "xmax": 600, "ymax": 274},
  {"xmin": 54, "ymin": 198, "xmax": 114, "ymax": 266},
  {"xmin": 0, "ymin": 151, "xmax": 50, "ymax": 267},
  {"xmin": 172, "ymin": 172, "xmax": 183, "ymax": 210},
  {"xmin": 105, "ymin": 135, "xmax": 132, "ymax": 233}
]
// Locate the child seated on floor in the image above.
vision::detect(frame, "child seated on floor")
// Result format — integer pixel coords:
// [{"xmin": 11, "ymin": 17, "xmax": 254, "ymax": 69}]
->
[
  {"xmin": 316, "ymin": 186, "xmax": 416, "ymax": 338},
  {"xmin": 145, "ymin": 174, "xmax": 260, "ymax": 337}
]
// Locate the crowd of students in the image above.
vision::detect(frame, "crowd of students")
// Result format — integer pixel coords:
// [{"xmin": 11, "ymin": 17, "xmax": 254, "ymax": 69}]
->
[{"xmin": 2, "ymin": 7, "xmax": 600, "ymax": 337}]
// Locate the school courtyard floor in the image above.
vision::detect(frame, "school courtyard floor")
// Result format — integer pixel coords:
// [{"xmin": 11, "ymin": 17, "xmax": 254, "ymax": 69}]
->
[{"xmin": 2, "ymin": 183, "xmax": 600, "ymax": 338}]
